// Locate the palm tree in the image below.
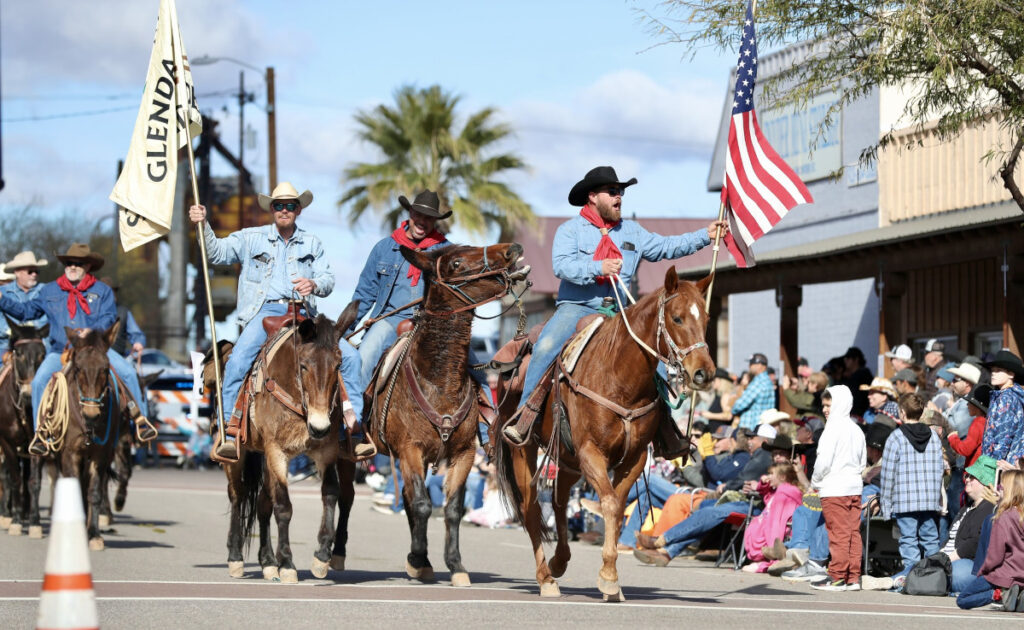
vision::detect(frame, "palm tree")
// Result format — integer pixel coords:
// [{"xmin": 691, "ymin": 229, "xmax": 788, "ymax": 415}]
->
[{"xmin": 339, "ymin": 85, "xmax": 534, "ymax": 240}]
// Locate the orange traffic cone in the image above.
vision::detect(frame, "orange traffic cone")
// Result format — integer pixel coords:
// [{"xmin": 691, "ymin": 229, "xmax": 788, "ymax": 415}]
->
[{"xmin": 36, "ymin": 477, "xmax": 98, "ymax": 630}]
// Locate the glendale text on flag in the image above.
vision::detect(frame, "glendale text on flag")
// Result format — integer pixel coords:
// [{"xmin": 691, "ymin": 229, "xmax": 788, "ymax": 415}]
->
[
  {"xmin": 110, "ymin": 0, "xmax": 201, "ymax": 252},
  {"xmin": 721, "ymin": 0, "xmax": 813, "ymax": 268}
]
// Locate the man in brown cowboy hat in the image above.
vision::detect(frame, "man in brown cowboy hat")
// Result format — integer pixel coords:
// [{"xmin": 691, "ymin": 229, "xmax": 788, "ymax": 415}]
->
[
  {"xmin": 503, "ymin": 165, "xmax": 728, "ymax": 446},
  {"xmin": 0, "ymin": 243, "xmax": 155, "ymax": 455},
  {"xmin": 189, "ymin": 181, "xmax": 368, "ymax": 460},
  {"xmin": 0, "ymin": 251, "xmax": 49, "ymax": 356}
]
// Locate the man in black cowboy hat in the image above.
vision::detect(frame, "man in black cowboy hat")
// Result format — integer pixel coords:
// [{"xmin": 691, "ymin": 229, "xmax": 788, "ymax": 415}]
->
[
  {"xmin": 0, "ymin": 243, "xmax": 154, "ymax": 455},
  {"xmin": 981, "ymin": 349, "xmax": 1024, "ymax": 464},
  {"xmin": 503, "ymin": 166, "xmax": 728, "ymax": 445}
]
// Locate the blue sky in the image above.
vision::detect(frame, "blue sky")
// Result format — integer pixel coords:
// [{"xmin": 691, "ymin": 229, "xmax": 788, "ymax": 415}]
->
[{"xmin": 3, "ymin": 0, "xmax": 736, "ymax": 326}]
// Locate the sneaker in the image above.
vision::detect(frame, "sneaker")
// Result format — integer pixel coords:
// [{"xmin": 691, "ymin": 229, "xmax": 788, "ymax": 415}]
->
[
  {"xmin": 372, "ymin": 493, "xmax": 395, "ymax": 506},
  {"xmin": 860, "ymin": 575, "xmax": 894, "ymax": 591},
  {"xmin": 1003, "ymin": 584, "xmax": 1021, "ymax": 612},
  {"xmin": 892, "ymin": 575, "xmax": 906, "ymax": 591},
  {"xmin": 286, "ymin": 468, "xmax": 316, "ymax": 484},
  {"xmin": 371, "ymin": 503, "xmax": 402, "ymax": 516},
  {"xmin": 782, "ymin": 560, "xmax": 828, "ymax": 583},
  {"xmin": 365, "ymin": 472, "xmax": 386, "ymax": 492},
  {"xmin": 845, "ymin": 581, "xmax": 861, "ymax": 591},
  {"xmin": 811, "ymin": 579, "xmax": 848, "ymax": 592}
]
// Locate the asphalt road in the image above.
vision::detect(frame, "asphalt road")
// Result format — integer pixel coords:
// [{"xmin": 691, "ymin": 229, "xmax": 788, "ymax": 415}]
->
[{"xmin": 0, "ymin": 467, "xmax": 1017, "ymax": 629}]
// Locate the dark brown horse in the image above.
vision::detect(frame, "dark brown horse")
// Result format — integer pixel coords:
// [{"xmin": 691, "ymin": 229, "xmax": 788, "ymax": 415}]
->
[
  {"xmin": 493, "ymin": 268, "xmax": 715, "ymax": 600},
  {"xmin": 0, "ymin": 319, "xmax": 48, "ymax": 537},
  {"xmin": 209, "ymin": 306, "xmax": 360, "ymax": 583},
  {"xmin": 365, "ymin": 242, "xmax": 523, "ymax": 586}
]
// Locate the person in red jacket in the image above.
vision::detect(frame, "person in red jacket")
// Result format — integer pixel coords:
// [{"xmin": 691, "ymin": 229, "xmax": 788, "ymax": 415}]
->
[{"xmin": 949, "ymin": 385, "xmax": 992, "ymax": 467}]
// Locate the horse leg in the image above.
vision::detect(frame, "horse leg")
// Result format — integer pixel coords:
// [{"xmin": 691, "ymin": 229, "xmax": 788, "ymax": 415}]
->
[
  {"xmin": 266, "ymin": 449, "xmax": 298, "ymax": 583},
  {"xmin": 330, "ymin": 459, "xmax": 355, "ymax": 571},
  {"xmin": 577, "ymin": 441, "xmax": 631, "ymax": 602},
  {"xmin": 98, "ymin": 475, "xmax": 112, "ymax": 530},
  {"xmin": 86, "ymin": 459, "xmax": 105, "ymax": 550},
  {"xmin": 28, "ymin": 456, "xmax": 43, "ymax": 538},
  {"xmin": 442, "ymin": 448, "xmax": 474, "ymax": 587},
  {"xmin": 310, "ymin": 455, "xmax": 339, "ymax": 579},
  {"xmin": 224, "ymin": 460, "xmax": 246, "ymax": 578},
  {"xmin": 399, "ymin": 452, "xmax": 434, "ymax": 582},
  {"xmin": 0, "ymin": 456, "xmax": 12, "ymax": 530},
  {"xmin": 547, "ymin": 469, "xmax": 581, "ymax": 579},
  {"xmin": 507, "ymin": 442, "xmax": 561, "ymax": 597},
  {"xmin": 114, "ymin": 432, "xmax": 132, "ymax": 512},
  {"xmin": 256, "ymin": 474, "xmax": 276, "ymax": 581}
]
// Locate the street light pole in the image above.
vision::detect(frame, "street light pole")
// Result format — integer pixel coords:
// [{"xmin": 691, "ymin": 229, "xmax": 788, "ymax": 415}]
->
[
  {"xmin": 266, "ymin": 66, "xmax": 277, "ymax": 190},
  {"xmin": 238, "ymin": 70, "xmax": 246, "ymax": 227}
]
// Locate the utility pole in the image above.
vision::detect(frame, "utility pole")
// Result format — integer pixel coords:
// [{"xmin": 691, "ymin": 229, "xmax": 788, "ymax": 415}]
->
[
  {"xmin": 266, "ymin": 66, "xmax": 277, "ymax": 190},
  {"xmin": 111, "ymin": 160, "xmax": 122, "ymax": 282},
  {"xmin": 238, "ymin": 70, "xmax": 246, "ymax": 228}
]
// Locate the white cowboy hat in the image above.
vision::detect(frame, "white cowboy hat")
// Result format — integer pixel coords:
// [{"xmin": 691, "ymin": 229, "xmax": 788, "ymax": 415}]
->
[
  {"xmin": 859, "ymin": 377, "xmax": 898, "ymax": 399},
  {"xmin": 257, "ymin": 181, "xmax": 313, "ymax": 212},
  {"xmin": 759, "ymin": 409, "xmax": 791, "ymax": 426},
  {"xmin": 948, "ymin": 363, "xmax": 981, "ymax": 386},
  {"xmin": 5, "ymin": 251, "xmax": 48, "ymax": 270},
  {"xmin": 0, "ymin": 264, "xmax": 13, "ymax": 282}
]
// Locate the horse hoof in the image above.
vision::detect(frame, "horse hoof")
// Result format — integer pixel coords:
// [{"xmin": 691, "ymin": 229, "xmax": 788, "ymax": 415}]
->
[
  {"xmin": 603, "ymin": 589, "xmax": 626, "ymax": 603},
  {"xmin": 311, "ymin": 557, "xmax": 330, "ymax": 579},
  {"xmin": 596, "ymin": 576, "xmax": 620, "ymax": 596},
  {"xmin": 228, "ymin": 561, "xmax": 245, "ymax": 578},
  {"xmin": 8, "ymin": 523, "xmax": 22, "ymax": 536},
  {"xmin": 330, "ymin": 555, "xmax": 346, "ymax": 571},
  {"xmin": 451, "ymin": 572, "xmax": 471, "ymax": 587},
  {"xmin": 539, "ymin": 582, "xmax": 561, "ymax": 598},
  {"xmin": 98, "ymin": 514, "xmax": 111, "ymax": 529},
  {"xmin": 405, "ymin": 560, "xmax": 435, "ymax": 582},
  {"xmin": 279, "ymin": 568, "xmax": 298, "ymax": 584},
  {"xmin": 114, "ymin": 497, "xmax": 126, "ymax": 513},
  {"xmin": 88, "ymin": 537, "xmax": 104, "ymax": 551},
  {"xmin": 262, "ymin": 566, "xmax": 280, "ymax": 582},
  {"xmin": 29, "ymin": 526, "xmax": 43, "ymax": 539},
  {"xmin": 0, "ymin": 516, "xmax": 11, "ymax": 529},
  {"xmin": 549, "ymin": 557, "xmax": 569, "ymax": 579}
]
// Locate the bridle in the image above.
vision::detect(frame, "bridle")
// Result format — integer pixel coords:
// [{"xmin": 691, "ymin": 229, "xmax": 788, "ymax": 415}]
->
[
  {"xmin": 422, "ymin": 246, "xmax": 525, "ymax": 316},
  {"xmin": 11, "ymin": 337, "xmax": 44, "ymax": 391}
]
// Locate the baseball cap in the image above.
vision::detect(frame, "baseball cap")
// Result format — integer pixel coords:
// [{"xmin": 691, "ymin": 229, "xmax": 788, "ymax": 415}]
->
[
  {"xmin": 936, "ymin": 362, "xmax": 957, "ymax": 383},
  {"xmin": 948, "ymin": 363, "xmax": 981, "ymax": 385},
  {"xmin": 884, "ymin": 344, "xmax": 914, "ymax": 361},
  {"xmin": 714, "ymin": 367, "xmax": 731, "ymax": 381},
  {"xmin": 748, "ymin": 352, "xmax": 768, "ymax": 366},
  {"xmin": 711, "ymin": 425, "xmax": 736, "ymax": 440},
  {"xmin": 892, "ymin": 368, "xmax": 918, "ymax": 384},
  {"xmin": 742, "ymin": 424, "xmax": 777, "ymax": 440},
  {"xmin": 924, "ymin": 339, "xmax": 945, "ymax": 353}
]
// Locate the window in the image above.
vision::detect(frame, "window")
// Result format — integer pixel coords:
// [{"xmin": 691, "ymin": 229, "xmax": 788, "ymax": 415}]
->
[{"xmin": 973, "ymin": 331, "xmax": 1003, "ymax": 362}]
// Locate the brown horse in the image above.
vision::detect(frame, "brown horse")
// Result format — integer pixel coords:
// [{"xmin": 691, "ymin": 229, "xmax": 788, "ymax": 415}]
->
[
  {"xmin": 365, "ymin": 242, "xmax": 523, "ymax": 586},
  {"xmin": 0, "ymin": 319, "xmax": 48, "ymax": 536},
  {"xmin": 209, "ymin": 306, "xmax": 360, "ymax": 583},
  {"xmin": 493, "ymin": 268, "xmax": 715, "ymax": 600}
]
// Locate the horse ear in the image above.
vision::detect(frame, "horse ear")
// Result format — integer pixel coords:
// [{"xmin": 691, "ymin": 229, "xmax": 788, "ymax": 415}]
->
[
  {"xmin": 696, "ymin": 273, "xmax": 714, "ymax": 297},
  {"xmin": 297, "ymin": 317, "xmax": 316, "ymax": 342},
  {"xmin": 663, "ymin": 265, "xmax": 679, "ymax": 293},
  {"xmin": 38, "ymin": 323, "xmax": 50, "ymax": 339},
  {"xmin": 104, "ymin": 319, "xmax": 121, "ymax": 349},
  {"xmin": 336, "ymin": 300, "xmax": 359, "ymax": 338},
  {"xmin": 141, "ymin": 370, "xmax": 164, "ymax": 388},
  {"xmin": 65, "ymin": 326, "xmax": 82, "ymax": 348},
  {"xmin": 399, "ymin": 245, "xmax": 435, "ymax": 274},
  {"xmin": 6, "ymin": 315, "xmax": 22, "ymax": 342}
]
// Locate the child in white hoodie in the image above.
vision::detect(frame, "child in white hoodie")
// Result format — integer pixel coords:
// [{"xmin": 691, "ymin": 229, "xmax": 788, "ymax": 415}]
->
[{"xmin": 811, "ymin": 385, "xmax": 867, "ymax": 591}]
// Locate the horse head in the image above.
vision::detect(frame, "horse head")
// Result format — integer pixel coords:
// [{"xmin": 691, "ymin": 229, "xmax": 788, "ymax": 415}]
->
[
  {"xmin": 659, "ymin": 267, "xmax": 716, "ymax": 391},
  {"xmin": 7, "ymin": 316, "xmax": 47, "ymax": 400},
  {"xmin": 64, "ymin": 321, "xmax": 118, "ymax": 427},
  {"xmin": 400, "ymin": 242, "xmax": 525, "ymax": 313},
  {"xmin": 293, "ymin": 301, "xmax": 359, "ymax": 440}
]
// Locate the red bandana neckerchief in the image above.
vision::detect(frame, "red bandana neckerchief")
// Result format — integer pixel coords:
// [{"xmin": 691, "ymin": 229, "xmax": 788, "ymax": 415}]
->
[
  {"xmin": 391, "ymin": 220, "xmax": 446, "ymax": 287},
  {"xmin": 56, "ymin": 273, "xmax": 97, "ymax": 318},
  {"xmin": 579, "ymin": 204, "xmax": 621, "ymax": 284}
]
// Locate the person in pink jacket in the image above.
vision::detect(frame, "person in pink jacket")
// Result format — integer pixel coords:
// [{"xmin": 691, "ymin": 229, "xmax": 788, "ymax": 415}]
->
[{"xmin": 743, "ymin": 462, "xmax": 806, "ymax": 572}]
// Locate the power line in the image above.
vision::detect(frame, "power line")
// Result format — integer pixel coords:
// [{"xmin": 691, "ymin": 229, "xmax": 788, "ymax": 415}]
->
[{"xmin": 2, "ymin": 90, "xmax": 251, "ymax": 123}]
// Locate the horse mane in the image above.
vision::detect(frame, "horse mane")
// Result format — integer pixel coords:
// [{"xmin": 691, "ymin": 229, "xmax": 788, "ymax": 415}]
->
[{"xmin": 306, "ymin": 314, "xmax": 338, "ymax": 351}]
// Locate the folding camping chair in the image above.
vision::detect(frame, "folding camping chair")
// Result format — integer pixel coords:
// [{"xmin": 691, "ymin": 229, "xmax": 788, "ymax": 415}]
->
[{"xmin": 715, "ymin": 495, "xmax": 757, "ymax": 570}]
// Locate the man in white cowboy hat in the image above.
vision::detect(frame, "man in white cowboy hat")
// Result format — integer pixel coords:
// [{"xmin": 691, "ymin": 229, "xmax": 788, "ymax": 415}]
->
[
  {"xmin": 859, "ymin": 377, "xmax": 900, "ymax": 427},
  {"xmin": 189, "ymin": 182, "xmax": 367, "ymax": 461},
  {"xmin": 945, "ymin": 361, "xmax": 982, "ymax": 437},
  {"xmin": 503, "ymin": 166, "xmax": 728, "ymax": 446},
  {"xmin": 0, "ymin": 243, "xmax": 154, "ymax": 455},
  {"xmin": 0, "ymin": 251, "xmax": 49, "ymax": 356}
]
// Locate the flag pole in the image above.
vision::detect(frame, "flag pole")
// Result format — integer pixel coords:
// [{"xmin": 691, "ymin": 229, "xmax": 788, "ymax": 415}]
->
[
  {"xmin": 704, "ymin": 199, "xmax": 727, "ymax": 312},
  {"xmin": 181, "ymin": 116, "xmax": 227, "ymax": 446}
]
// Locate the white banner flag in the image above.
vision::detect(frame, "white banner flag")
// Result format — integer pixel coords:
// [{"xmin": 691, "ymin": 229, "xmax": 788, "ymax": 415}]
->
[{"xmin": 110, "ymin": 0, "xmax": 201, "ymax": 252}]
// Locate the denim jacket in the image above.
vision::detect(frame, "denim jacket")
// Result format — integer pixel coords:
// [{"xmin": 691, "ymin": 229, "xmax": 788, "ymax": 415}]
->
[
  {"xmin": 552, "ymin": 215, "xmax": 711, "ymax": 308},
  {"xmin": 203, "ymin": 223, "xmax": 334, "ymax": 326},
  {"xmin": 0, "ymin": 280, "xmax": 116, "ymax": 353},
  {"xmin": 350, "ymin": 235, "xmax": 448, "ymax": 330},
  {"xmin": 0, "ymin": 283, "xmax": 47, "ymax": 348}
]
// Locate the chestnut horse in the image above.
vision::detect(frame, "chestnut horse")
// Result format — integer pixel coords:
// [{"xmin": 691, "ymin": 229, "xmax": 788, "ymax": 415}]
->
[
  {"xmin": 207, "ymin": 306, "xmax": 360, "ymax": 583},
  {"xmin": 494, "ymin": 268, "xmax": 715, "ymax": 600},
  {"xmin": 0, "ymin": 319, "xmax": 48, "ymax": 536},
  {"xmin": 365, "ymin": 242, "xmax": 523, "ymax": 586}
]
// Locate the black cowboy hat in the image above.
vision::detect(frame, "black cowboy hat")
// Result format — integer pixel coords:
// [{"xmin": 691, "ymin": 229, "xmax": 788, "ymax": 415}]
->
[
  {"xmin": 864, "ymin": 422, "xmax": 894, "ymax": 451},
  {"xmin": 965, "ymin": 383, "xmax": 993, "ymax": 414},
  {"xmin": 398, "ymin": 190, "xmax": 451, "ymax": 220},
  {"xmin": 763, "ymin": 434, "xmax": 795, "ymax": 452},
  {"xmin": 984, "ymin": 349, "xmax": 1024, "ymax": 380},
  {"xmin": 567, "ymin": 166, "xmax": 637, "ymax": 207}
]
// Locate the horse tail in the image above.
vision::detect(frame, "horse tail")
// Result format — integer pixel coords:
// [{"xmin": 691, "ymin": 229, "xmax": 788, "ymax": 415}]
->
[
  {"xmin": 493, "ymin": 437, "xmax": 526, "ymax": 527},
  {"xmin": 238, "ymin": 451, "xmax": 264, "ymax": 552}
]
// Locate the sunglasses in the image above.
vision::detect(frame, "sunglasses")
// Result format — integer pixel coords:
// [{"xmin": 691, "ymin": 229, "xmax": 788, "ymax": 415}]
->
[
  {"xmin": 602, "ymin": 186, "xmax": 625, "ymax": 197},
  {"xmin": 13, "ymin": 268, "xmax": 39, "ymax": 274},
  {"xmin": 64, "ymin": 261, "xmax": 85, "ymax": 268},
  {"xmin": 272, "ymin": 201, "xmax": 299, "ymax": 212}
]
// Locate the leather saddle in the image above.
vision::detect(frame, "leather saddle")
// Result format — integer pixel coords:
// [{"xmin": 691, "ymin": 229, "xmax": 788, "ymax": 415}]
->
[{"xmin": 262, "ymin": 302, "xmax": 306, "ymax": 337}]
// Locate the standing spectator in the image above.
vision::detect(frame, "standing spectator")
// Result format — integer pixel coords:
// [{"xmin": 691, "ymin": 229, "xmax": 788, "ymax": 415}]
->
[
  {"xmin": 880, "ymin": 392, "xmax": 945, "ymax": 589},
  {"xmin": 982, "ymin": 350, "xmax": 1024, "ymax": 465},
  {"xmin": 731, "ymin": 353, "xmax": 775, "ymax": 431},
  {"xmin": 949, "ymin": 385, "xmax": 992, "ymax": 467},
  {"xmin": 921, "ymin": 339, "xmax": 946, "ymax": 399},
  {"xmin": 810, "ymin": 385, "xmax": 867, "ymax": 591},
  {"xmin": 892, "ymin": 368, "xmax": 918, "ymax": 396},
  {"xmin": 695, "ymin": 368, "xmax": 737, "ymax": 431},
  {"xmin": 946, "ymin": 362, "xmax": 982, "ymax": 436},
  {"xmin": 930, "ymin": 363, "xmax": 958, "ymax": 412},
  {"xmin": 860, "ymin": 377, "xmax": 900, "ymax": 427},
  {"xmin": 841, "ymin": 347, "xmax": 874, "ymax": 417},
  {"xmin": 956, "ymin": 469, "xmax": 1024, "ymax": 611},
  {"xmin": 885, "ymin": 344, "xmax": 915, "ymax": 373}
]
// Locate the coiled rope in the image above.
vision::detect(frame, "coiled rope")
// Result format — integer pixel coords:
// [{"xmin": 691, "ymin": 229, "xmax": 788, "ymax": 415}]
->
[{"xmin": 36, "ymin": 373, "xmax": 71, "ymax": 453}]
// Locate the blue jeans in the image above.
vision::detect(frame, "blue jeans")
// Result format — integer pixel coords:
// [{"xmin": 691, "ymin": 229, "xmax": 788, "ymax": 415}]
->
[
  {"xmin": 620, "ymin": 474, "xmax": 678, "ymax": 547},
  {"xmin": 895, "ymin": 511, "xmax": 941, "ymax": 576},
  {"xmin": 662, "ymin": 500, "xmax": 755, "ymax": 558},
  {"xmin": 465, "ymin": 470, "xmax": 486, "ymax": 510},
  {"xmin": 951, "ymin": 557, "xmax": 976, "ymax": 593},
  {"xmin": 32, "ymin": 349, "xmax": 145, "ymax": 430},
  {"xmin": 425, "ymin": 471, "xmax": 445, "ymax": 507},
  {"xmin": 956, "ymin": 575, "xmax": 995, "ymax": 609},
  {"xmin": 787, "ymin": 504, "xmax": 830, "ymax": 563},
  {"xmin": 518, "ymin": 303, "xmax": 598, "ymax": 406}
]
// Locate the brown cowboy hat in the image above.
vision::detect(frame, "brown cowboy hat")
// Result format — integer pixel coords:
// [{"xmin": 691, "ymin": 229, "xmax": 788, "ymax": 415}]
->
[
  {"xmin": 567, "ymin": 166, "xmax": 637, "ymax": 207},
  {"xmin": 257, "ymin": 182, "xmax": 313, "ymax": 212},
  {"xmin": 397, "ymin": 189, "xmax": 452, "ymax": 220},
  {"xmin": 55, "ymin": 243, "xmax": 104, "ymax": 272}
]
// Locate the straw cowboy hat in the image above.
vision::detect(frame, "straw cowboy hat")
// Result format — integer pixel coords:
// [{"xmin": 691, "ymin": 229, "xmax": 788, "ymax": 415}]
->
[
  {"xmin": 55, "ymin": 243, "xmax": 104, "ymax": 272},
  {"xmin": 859, "ymin": 377, "xmax": 898, "ymax": 399},
  {"xmin": 5, "ymin": 251, "xmax": 48, "ymax": 270},
  {"xmin": 257, "ymin": 182, "xmax": 313, "ymax": 212},
  {"xmin": 568, "ymin": 166, "xmax": 637, "ymax": 207},
  {"xmin": 0, "ymin": 264, "xmax": 13, "ymax": 282},
  {"xmin": 397, "ymin": 190, "xmax": 452, "ymax": 220},
  {"xmin": 759, "ymin": 409, "xmax": 791, "ymax": 426}
]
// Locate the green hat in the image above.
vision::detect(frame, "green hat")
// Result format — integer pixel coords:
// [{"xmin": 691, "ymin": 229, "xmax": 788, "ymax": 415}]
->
[{"xmin": 965, "ymin": 455, "xmax": 998, "ymax": 487}]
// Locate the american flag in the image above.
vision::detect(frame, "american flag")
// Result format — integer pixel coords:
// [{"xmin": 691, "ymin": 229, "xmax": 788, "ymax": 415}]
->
[{"xmin": 721, "ymin": 0, "xmax": 812, "ymax": 268}]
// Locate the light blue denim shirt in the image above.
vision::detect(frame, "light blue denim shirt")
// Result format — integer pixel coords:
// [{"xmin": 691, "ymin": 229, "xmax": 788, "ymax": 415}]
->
[
  {"xmin": 203, "ymin": 222, "xmax": 334, "ymax": 326},
  {"xmin": 349, "ymin": 235, "xmax": 448, "ymax": 330},
  {"xmin": 0, "ymin": 283, "xmax": 47, "ymax": 348},
  {"xmin": 552, "ymin": 215, "xmax": 711, "ymax": 308}
]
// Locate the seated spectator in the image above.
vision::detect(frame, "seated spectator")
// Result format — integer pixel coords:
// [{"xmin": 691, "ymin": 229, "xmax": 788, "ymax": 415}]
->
[
  {"xmin": 761, "ymin": 408, "xmax": 796, "ymax": 442},
  {"xmin": 691, "ymin": 419, "xmax": 714, "ymax": 459},
  {"xmin": 881, "ymin": 392, "xmax": 945, "ymax": 590},
  {"xmin": 982, "ymin": 350, "xmax": 1024, "ymax": 466},
  {"xmin": 957, "ymin": 469, "xmax": 1024, "ymax": 610},
  {"xmin": 860, "ymin": 377, "xmax": 900, "ymax": 427},
  {"xmin": 700, "ymin": 426, "xmax": 751, "ymax": 488},
  {"xmin": 742, "ymin": 463, "xmax": 805, "ymax": 572},
  {"xmin": 946, "ymin": 362, "xmax": 982, "ymax": 437},
  {"xmin": 945, "ymin": 456, "xmax": 998, "ymax": 593},
  {"xmin": 613, "ymin": 454, "xmax": 686, "ymax": 551},
  {"xmin": 783, "ymin": 371, "xmax": 828, "ymax": 421},
  {"xmin": 720, "ymin": 424, "xmax": 778, "ymax": 493},
  {"xmin": 893, "ymin": 368, "xmax": 918, "ymax": 396},
  {"xmin": 694, "ymin": 368, "xmax": 738, "ymax": 431}
]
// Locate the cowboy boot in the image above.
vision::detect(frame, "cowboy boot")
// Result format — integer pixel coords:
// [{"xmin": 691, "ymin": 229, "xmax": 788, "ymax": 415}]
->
[
  {"xmin": 501, "ymin": 404, "xmax": 539, "ymax": 446},
  {"xmin": 339, "ymin": 409, "xmax": 376, "ymax": 462},
  {"xmin": 124, "ymin": 399, "xmax": 158, "ymax": 443},
  {"xmin": 28, "ymin": 432, "xmax": 50, "ymax": 457},
  {"xmin": 652, "ymin": 414, "xmax": 690, "ymax": 461}
]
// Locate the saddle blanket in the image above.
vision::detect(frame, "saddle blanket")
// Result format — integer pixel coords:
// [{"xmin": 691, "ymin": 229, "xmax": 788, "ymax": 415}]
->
[{"xmin": 559, "ymin": 316, "xmax": 603, "ymax": 374}]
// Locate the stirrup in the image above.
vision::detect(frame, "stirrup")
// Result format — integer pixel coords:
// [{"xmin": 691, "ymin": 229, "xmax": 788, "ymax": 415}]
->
[
  {"xmin": 212, "ymin": 436, "xmax": 239, "ymax": 463},
  {"xmin": 28, "ymin": 434, "xmax": 50, "ymax": 457},
  {"xmin": 134, "ymin": 417, "xmax": 158, "ymax": 443},
  {"xmin": 502, "ymin": 424, "xmax": 528, "ymax": 446}
]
